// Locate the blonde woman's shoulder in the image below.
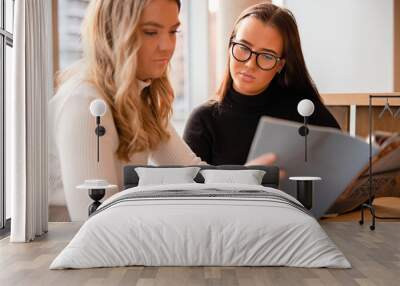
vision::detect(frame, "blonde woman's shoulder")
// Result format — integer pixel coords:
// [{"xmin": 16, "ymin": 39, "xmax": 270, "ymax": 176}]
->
[
  {"xmin": 48, "ymin": 77, "xmax": 103, "ymax": 144},
  {"xmin": 50, "ymin": 77, "xmax": 101, "ymax": 110}
]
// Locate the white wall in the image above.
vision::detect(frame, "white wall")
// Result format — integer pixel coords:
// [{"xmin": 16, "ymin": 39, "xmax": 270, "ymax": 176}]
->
[{"xmin": 284, "ymin": 0, "xmax": 394, "ymax": 93}]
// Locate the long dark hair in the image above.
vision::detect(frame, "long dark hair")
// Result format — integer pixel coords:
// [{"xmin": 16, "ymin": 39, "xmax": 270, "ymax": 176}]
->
[
  {"xmin": 175, "ymin": 0, "xmax": 181, "ymax": 11},
  {"xmin": 216, "ymin": 2, "xmax": 321, "ymax": 103}
]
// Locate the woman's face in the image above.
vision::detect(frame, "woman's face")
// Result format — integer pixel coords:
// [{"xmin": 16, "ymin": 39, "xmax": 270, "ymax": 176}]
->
[
  {"xmin": 229, "ymin": 16, "xmax": 286, "ymax": 96},
  {"xmin": 136, "ymin": 0, "xmax": 180, "ymax": 81}
]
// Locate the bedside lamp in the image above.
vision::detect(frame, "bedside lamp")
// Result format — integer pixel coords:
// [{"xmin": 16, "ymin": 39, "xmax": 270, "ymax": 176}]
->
[
  {"xmin": 76, "ymin": 99, "xmax": 116, "ymax": 216},
  {"xmin": 289, "ymin": 99, "xmax": 320, "ymax": 211},
  {"xmin": 297, "ymin": 99, "xmax": 315, "ymax": 162},
  {"xmin": 89, "ymin": 99, "xmax": 107, "ymax": 162}
]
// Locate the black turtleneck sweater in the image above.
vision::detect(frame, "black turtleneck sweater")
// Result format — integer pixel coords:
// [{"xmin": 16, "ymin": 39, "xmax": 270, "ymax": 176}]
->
[{"xmin": 183, "ymin": 82, "xmax": 340, "ymax": 165}]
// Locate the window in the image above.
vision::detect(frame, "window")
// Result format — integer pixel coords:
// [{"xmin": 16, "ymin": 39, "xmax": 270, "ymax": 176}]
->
[
  {"xmin": 0, "ymin": 0, "xmax": 14, "ymax": 235},
  {"xmin": 169, "ymin": 0, "xmax": 189, "ymax": 121},
  {"xmin": 57, "ymin": 0, "xmax": 90, "ymax": 71}
]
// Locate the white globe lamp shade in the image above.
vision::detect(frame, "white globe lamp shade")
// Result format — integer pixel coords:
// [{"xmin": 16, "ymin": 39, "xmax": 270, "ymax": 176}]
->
[
  {"xmin": 297, "ymin": 99, "xmax": 314, "ymax": 117},
  {"xmin": 90, "ymin": 99, "xmax": 107, "ymax": 117}
]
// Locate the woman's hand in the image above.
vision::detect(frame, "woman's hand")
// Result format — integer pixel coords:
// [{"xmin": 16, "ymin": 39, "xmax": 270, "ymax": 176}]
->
[{"xmin": 245, "ymin": 153, "xmax": 286, "ymax": 179}]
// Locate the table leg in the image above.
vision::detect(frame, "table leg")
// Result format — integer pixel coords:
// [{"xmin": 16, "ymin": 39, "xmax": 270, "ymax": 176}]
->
[{"xmin": 296, "ymin": 181, "xmax": 313, "ymax": 210}]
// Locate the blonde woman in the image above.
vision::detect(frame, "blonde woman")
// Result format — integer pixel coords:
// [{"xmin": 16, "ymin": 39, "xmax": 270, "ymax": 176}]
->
[{"xmin": 49, "ymin": 0, "xmax": 274, "ymax": 221}]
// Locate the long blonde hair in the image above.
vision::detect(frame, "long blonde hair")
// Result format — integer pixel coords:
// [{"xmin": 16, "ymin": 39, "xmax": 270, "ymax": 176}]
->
[{"xmin": 59, "ymin": 0, "xmax": 181, "ymax": 162}]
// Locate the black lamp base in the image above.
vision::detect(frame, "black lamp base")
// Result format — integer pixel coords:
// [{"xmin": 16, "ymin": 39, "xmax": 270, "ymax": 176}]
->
[{"xmin": 88, "ymin": 188, "xmax": 105, "ymax": 216}]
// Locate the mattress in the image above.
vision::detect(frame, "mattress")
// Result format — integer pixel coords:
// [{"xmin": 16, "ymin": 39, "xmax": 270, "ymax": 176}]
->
[{"xmin": 50, "ymin": 183, "xmax": 351, "ymax": 269}]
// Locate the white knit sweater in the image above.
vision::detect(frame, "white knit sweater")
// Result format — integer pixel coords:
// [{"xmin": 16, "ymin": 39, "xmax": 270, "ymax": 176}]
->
[{"xmin": 49, "ymin": 77, "xmax": 204, "ymax": 221}]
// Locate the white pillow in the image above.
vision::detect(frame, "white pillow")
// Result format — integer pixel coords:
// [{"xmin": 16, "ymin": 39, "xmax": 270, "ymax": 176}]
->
[
  {"xmin": 135, "ymin": 167, "xmax": 201, "ymax": 186},
  {"xmin": 200, "ymin": 169, "xmax": 266, "ymax": 185}
]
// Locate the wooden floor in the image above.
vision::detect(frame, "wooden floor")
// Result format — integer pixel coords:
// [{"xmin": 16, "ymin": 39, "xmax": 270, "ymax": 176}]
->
[{"xmin": 1, "ymin": 220, "xmax": 400, "ymax": 286}]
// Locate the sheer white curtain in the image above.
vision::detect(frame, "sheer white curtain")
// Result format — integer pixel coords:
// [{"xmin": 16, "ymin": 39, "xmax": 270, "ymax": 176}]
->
[{"xmin": 9, "ymin": 0, "xmax": 51, "ymax": 242}]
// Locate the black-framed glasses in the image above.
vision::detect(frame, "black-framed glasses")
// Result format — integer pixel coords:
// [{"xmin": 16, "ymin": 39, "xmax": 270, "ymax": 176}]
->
[{"xmin": 231, "ymin": 42, "xmax": 281, "ymax": 71}]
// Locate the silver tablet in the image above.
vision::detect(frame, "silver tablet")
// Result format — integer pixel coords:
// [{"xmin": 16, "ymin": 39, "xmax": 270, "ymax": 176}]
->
[{"xmin": 247, "ymin": 116, "xmax": 378, "ymax": 218}]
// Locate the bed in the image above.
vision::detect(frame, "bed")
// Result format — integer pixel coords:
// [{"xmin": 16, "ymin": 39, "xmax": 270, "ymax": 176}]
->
[{"xmin": 50, "ymin": 165, "xmax": 350, "ymax": 269}]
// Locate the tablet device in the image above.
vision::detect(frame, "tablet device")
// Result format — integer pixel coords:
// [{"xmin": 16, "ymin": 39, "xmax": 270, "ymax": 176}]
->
[{"xmin": 247, "ymin": 116, "xmax": 378, "ymax": 218}]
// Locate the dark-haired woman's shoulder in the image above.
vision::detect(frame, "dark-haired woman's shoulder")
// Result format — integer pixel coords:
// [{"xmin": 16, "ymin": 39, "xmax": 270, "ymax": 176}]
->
[
  {"xmin": 311, "ymin": 99, "xmax": 341, "ymax": 130},
  {"xmin": 184, "ymin": 99, "xmax": 219, "ymax": 137},
  {"xmin": 191, "ymin": 99, "xmax": 220, "ymax": 116},
  {"xmin": 289, "ymin": 88, "xmax": 341, "ymax": 130},
  {"xmin": 183, "ymin": 100, "xmax": 218, "ymax": 163}
]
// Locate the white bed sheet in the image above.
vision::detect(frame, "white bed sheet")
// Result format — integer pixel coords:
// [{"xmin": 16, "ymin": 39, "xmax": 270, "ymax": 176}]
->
[{"xmin": 50, "ymin": 183, "xmax": 351, "ymax": 269}]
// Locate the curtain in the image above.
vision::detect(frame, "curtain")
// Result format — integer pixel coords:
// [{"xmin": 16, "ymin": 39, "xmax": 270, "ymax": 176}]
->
[{"xmin": 9, "ymin": 0, "xmax": 51, "ymax": 242}]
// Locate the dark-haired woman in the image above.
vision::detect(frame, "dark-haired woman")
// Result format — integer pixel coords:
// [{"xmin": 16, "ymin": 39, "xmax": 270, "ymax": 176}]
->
[{"xmin": 183, "ymin": 2, "xmax": 340, "ymax": 165}]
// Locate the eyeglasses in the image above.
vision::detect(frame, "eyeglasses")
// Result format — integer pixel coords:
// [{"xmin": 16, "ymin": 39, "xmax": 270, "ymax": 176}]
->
[{"xmin": 231, "ymin": 42, "xmax": 282, "ymax": 71}]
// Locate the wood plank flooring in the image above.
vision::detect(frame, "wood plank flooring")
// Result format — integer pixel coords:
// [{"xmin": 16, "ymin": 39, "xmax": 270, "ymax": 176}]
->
[{"xmin": 1, "ymin": 221, "xmax": 400, "ymax": 286}]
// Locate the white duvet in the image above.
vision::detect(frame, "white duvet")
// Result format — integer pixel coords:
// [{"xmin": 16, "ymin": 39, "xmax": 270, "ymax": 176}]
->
[{"xmin": 50, "ymin": 183, "xmax": 351, "ymax": 269}]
